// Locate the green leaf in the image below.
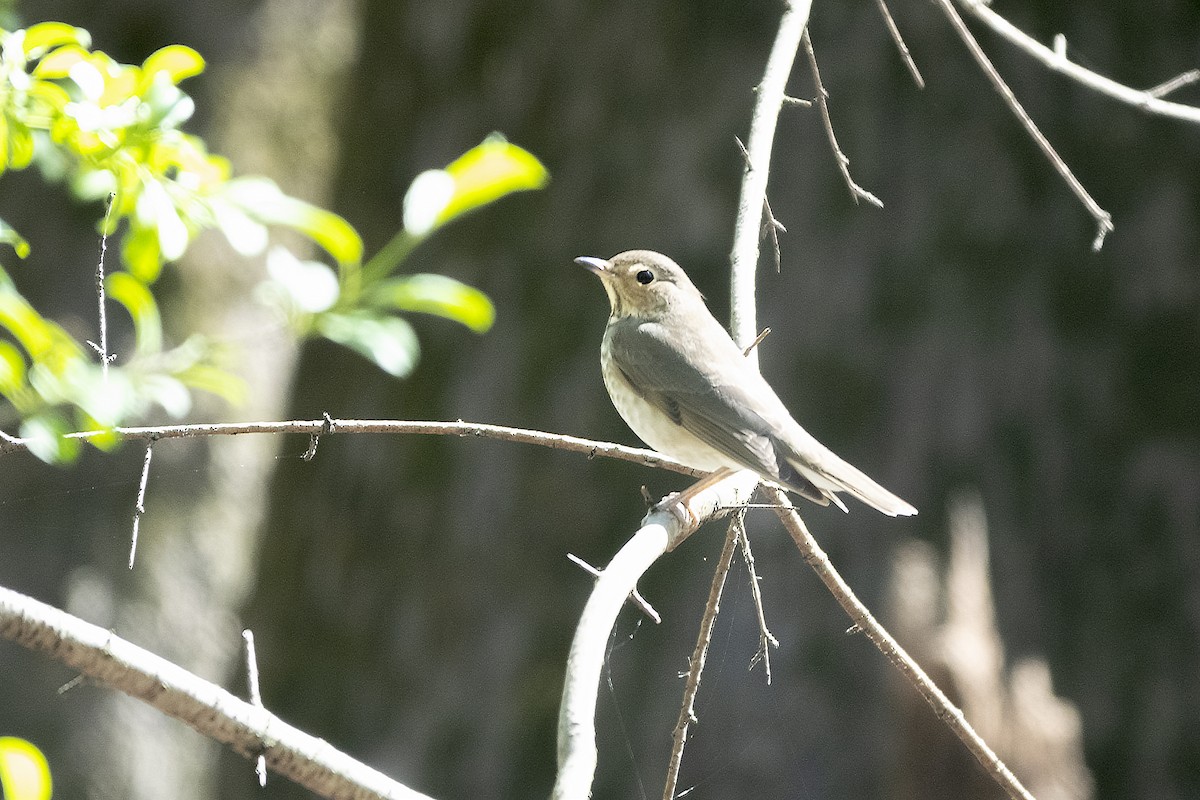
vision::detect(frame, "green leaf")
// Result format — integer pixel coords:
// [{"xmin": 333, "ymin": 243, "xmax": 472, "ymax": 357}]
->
[
  {"xmin": 0, "ymin": 736, "xmax": 53, "ymax": 800},
  {"xmin": 19, "ymin": 412, "xmax": 80, "ymax": 463},
  {"xmin": 317, "ymin": 312, "xmax": 419, "ymax": 377},
  {"xmin": 31, "ymin": 43, "xmax": 88, "ymax": 78},
  {"xmin": 0, "ymin": 338, "xmax": 26, "ymax": 395},
  {"xmin": 266, "ymin": 246, "xmax": 339, "ymax": 313},
  {"xmin": 222, "ymin": 178, "xmax": 363, "ymax": 267},
  {"xmin": 105, "ymin": 271, "xmax": 163, "ymax": 355},
  {"xmin": 402, "ymin": 135, "xmax": 548, "ymax": 236},
  {"xmin": 121, "ymin": 224, "xmax": 165, "ymax": 283},
  {"xmin": 371, "ymin": 274, "xmax": 494, "ymax": 333},
  {"xmin": 173, "ymin": 362, "xmax": 245, "ymax": 405},
  {"xmin": 0, "ymin": 218, "xmax": 30, "ymax": 258},
  {"xmin": 140, "ymin": 44, "xmax": 205, "ymax": 86},
  {"xmin": 136, "ymin": 179, "xmax": 189, "ymax": 261},
  {"xmin": 22, "ymin": 22, "xmax": 89, "ymax": 59}
]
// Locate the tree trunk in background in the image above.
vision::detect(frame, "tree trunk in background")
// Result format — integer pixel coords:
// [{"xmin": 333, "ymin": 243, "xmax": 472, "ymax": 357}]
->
[{"xmin": 74, "ymin": 2, "xmax": 359, "ymax": 798}]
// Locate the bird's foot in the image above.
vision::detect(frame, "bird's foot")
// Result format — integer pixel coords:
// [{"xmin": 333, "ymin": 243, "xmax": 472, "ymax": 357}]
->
[{"xmin": 651, "ymin": 491, "xmax": 701, "ymax": 529}]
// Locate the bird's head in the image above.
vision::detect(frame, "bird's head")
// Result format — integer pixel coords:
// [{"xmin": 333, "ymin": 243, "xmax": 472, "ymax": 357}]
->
[{"xmin": 575, "ymin": 250, "xmax": 704, "ymax": 320}]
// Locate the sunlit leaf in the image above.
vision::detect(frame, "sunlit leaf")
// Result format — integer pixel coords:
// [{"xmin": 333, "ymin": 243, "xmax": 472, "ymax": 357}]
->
[
  {"xmin": 0, "ymin": 736, "xmax": 53, "ymax": 800},
  {"xmin": 0, "ymin": 339, "xmax": 26, "ymax": 394},
  {"xmin": 222, "ymin": 178, "xmax": 363, "ymax": 267},
  {"xmin": 0, "ymin": 218, "xmax": 30, "ymax": 258},
  {"xmin": 266, "ymin": 246, "xmax": 339, "ymax": 313},
  {"xmin": 19, "ymin": 412, "xmax": 80, "ymax": 463},
  {"xmin": 173, "ymin": 362, "xmax": 245, "ymax": 405},
  {"xmin": 121, "ymin": 224, "xmax": 164, "ymax": 283},
  {"xmin": 317, "ymin": 312, "xmax": 419, "ymax": 377},
  {"xmin": 137, "ymin": 179, "xmax": 188, "ymax": 261},
  {"xmin": 139, "ymin": 373, "xmax": 191, "ymax": 418},
  {"xmin": 8, "ymin": 122, "xmax": 34, "ymax": 170},
  {"xmin": 22, "ymin": 22, "xmax": 89, "ymax": 59},
  {"xmin": 31, "ymin": 43, "xmax": 88, "ymax": 78},
  {"xmin": 439, "ymin": 136, "xmax": 547, "ymax": 226},
  {"xmin": 371, "ymin": 274, "xmax": 494, "ymax": 333},
  {"xmin": 140, "ymin": 44, "xmax": 205, "ymax": 87},
  {"xmin": 211, "ymin": 198, "xmax": 268, "ymax": 256},
  {"xmin": 105, "ymin": 271, "xmax": 163, "ymax": 355},
  {"xmin": 401, "ymin": 169, "xmax": 455, "ymax": 236}
]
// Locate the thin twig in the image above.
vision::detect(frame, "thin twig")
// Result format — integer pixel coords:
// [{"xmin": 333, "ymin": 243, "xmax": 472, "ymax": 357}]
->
[
  {"xmin": 128, "ymin": 439, "xmax": 155, "ymax": 569},
  {"xmin": 302, "ymin": 412, "xmax": 335, "ymax": 462},
  {"xmin": 729, "ymin": 0, "xmax": 812, "ymax": 357},
  {"xmin": 802, "ymin": 30, "xmax": 885, "ymax": 209},
  {"xmin": 661, "ymin": 512, "xmax": 742, "ymax": 800},
  {"xmin": 1147, "ymin": 69, "xmax": 1200, "ymax": 99},
  {"xmin": 0, "ymin": 586, "xmax": 435, "ymax": 800},
  {"xmin": 939, "ymin": 0, "xmax": 1114, "ymax": 249},
  {"xmin": 734, "ymin": 136, "xmax": 787, "ymax": 274},
  {"xmin": 0, "ymin": 418, "xmax": 703, "ymax": 478},
  {"xmin": 86, "ymin": 193, "xmax": 117, "ymax": 381},
  {"xmin": 955, "ymin": 0, "xmax": 1200, "ymax": 124},
  {"xmin": 741, "ymin": 328, "xmax": 772, "ymax": 358},
  {"xmin": 242, "ymin": 630, "xmax": 268, "ymax": 787},
  {"xmin": 736, "ymin": 517, "xmax": 778, "ymax": 683},
  {"xmin": 567, "ymin": 553, "xmax": 661, "ymax": 624},
  {"xmin": 873, "ymin": 0, "xmax": 925, "ymax": 88},
  {"xmin": 768, "ymin": 488, "xmax": 1035, "ymax": 800}
]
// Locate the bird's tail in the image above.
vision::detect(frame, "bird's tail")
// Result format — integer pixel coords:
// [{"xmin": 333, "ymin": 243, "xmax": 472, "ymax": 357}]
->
[{"xmin": 784, "ymin": 452, "xmax": 917, "ymax": 517}]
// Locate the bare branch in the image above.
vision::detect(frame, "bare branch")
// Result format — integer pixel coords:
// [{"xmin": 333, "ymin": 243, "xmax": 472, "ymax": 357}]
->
[
  {"xmin": 89, "ymin": 193, "xmax": 117, "ymax": 380},
  {"xmin": 956, "ymin": 0, "xmax": 1200, "ymax": 124},
  {"xmin": 1148, "ymin": 69, "xmax": 1200, "ymax": 99},
  {"xmin": 937, "ymin": 0, "xmax": 1112, "ymax": 250},
  {"xmin": 302, "ymin": 412, "xmax": 335, "ymax": 462},
  {"xmin": 768, "ymin": 488, "xmax": 1035, "ymax": 800},
  {"xmin": 553, "ymin": 471, "xmax": 761, "ymax": 800},
  {"xmin": 802, "ymin": 30, "xmax": 885, "ymax": 209},
  {"xmin": 734, "ymin": 136, "xmax": 787, "ymax": 274},
  {"xmin": 873, "ymin": 0, "xmax": 925, "ymax": 89},
  {"xmin": 662, "ymin": 512, "xmax": 742, "ymax": 800},
  {"xmin": 128, "ymin": 439, "xmax": 155, "ymax": 569},
  {"xmin": 0, "ymin": 418, "xmax": 703, "ymax": 478},
  {"xmin": 729, "ymin": 0, "xmax": 813, "ymax": 358},
  {"xmin": 566, "ymin": 553, "xmax": 661, "ymax": 624},
  {"xmin": 742, "ymin": 327, "xmax": 772, "ymax": 358},
  {"xmin": 242, "ymin": 630, "xmax": 268, "ymax": 787},
  {"xmin": 737, "ymin": 517, "xmax": 779, "ymax": 682},
  {"xmin": 0, "ymin": 585, "xmax": 437, "ymax": 800}
]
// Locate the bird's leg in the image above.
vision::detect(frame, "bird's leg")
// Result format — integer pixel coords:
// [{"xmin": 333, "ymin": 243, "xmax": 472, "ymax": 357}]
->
[{"xmin": 652, "ymin": 467, "xmax": 737, "ymax": 529}]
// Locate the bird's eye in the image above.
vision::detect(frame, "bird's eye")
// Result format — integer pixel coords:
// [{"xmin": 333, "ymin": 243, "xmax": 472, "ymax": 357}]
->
[{"xmin": 635, "ymin": 269, "xmax": 654, "ymax": 285}]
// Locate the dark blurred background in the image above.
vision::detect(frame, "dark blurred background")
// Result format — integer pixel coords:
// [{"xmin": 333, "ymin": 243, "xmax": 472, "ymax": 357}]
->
[{"xmin": 1, "ymin": 0, "xmax": 1198, "ymax": 798}]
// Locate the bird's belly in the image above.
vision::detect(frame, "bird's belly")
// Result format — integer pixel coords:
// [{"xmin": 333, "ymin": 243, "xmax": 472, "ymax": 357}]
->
[{"xmin": 600, "ymin": 346, "xmax": 733, "ymax": 473}]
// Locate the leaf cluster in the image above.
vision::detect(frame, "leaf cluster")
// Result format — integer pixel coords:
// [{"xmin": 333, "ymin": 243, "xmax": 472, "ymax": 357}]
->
[{"xmin": 0, "ymin": 22, "xmax": 548, "ymax": 461}]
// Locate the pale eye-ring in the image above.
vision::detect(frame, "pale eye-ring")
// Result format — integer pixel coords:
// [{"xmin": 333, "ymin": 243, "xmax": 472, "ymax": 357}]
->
[{"xmin": 635, "ymin": 269, "xmax": 654, "ymax": 285}]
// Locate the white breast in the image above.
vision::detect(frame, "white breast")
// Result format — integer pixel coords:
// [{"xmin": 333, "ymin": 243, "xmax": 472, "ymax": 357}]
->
[{"xmin": 599, "ymin": 331, "xmax": 734, "ymax": 472}]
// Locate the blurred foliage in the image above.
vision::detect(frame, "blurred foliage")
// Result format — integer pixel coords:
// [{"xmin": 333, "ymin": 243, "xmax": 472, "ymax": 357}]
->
[
  {"xmin": 0, "ymin": 22, "xmax": 547, "ymax": 460},
  {"xmin": 0, "ymin": 736, "xmax": 52, "ymax": 800}
]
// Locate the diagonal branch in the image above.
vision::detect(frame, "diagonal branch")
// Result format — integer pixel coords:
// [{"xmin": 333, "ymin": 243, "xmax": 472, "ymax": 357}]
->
[
  {"xmin": 935, "ymin": 0, "xmax": 1113, "ymax": 250},
  {"xmin": 768, "ymin": 488, "xmax": 1035, "ymax": 800},
  {"xmin": 802, "ymin": 29, "xmax": 885, "ymax": 209},
  {"xmin": 957, "ymin": 0, "xmax": 1200, "ymax": 124},
  {"xmin": 0, "ymin": 585, "xmax": 437, "ymax": 800}
]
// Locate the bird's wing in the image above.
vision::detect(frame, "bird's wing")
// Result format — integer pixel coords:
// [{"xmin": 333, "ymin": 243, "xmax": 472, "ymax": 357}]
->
[{"xmin": 608, "ymin": 318, "xmax": 830, "ymax": 505}]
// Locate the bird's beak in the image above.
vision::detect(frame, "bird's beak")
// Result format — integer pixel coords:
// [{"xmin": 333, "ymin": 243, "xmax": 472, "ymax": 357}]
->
[{"xmin": 574, "ymin": 256, "xmax": 610, "ymax": 274}]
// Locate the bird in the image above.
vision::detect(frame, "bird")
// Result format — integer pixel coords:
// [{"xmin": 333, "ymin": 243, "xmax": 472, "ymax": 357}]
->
[{"xmin": 576, "ymin": 250, "xmax": 916, "ymax": 517}]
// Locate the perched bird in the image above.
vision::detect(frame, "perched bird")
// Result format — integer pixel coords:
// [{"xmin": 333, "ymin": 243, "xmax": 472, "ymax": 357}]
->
[{"xmin": 576, "ymin": 250, "xmax": 916, "ymax": 517}]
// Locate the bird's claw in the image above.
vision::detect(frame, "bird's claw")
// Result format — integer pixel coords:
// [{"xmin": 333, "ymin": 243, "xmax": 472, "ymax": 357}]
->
[{"xmin": 652, "ymin": 491, "xmax": 700, "ymax": 530}]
